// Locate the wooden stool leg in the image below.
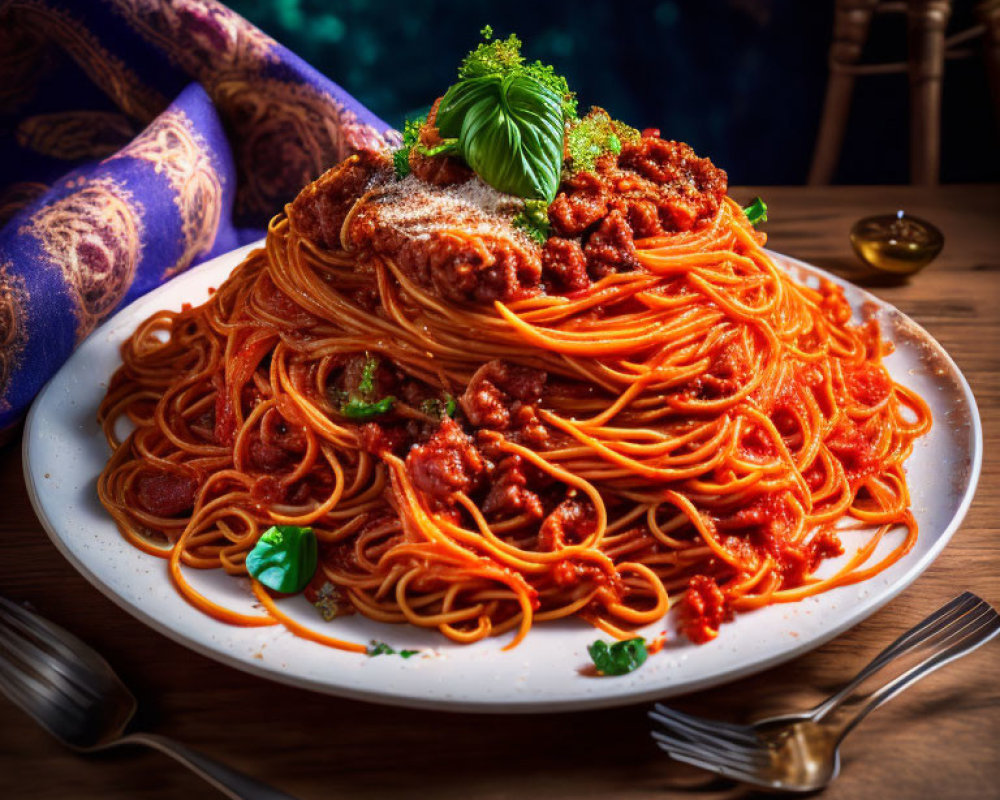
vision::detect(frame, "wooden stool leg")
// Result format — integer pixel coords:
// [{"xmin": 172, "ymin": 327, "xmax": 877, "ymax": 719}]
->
[
  {"xmin": 809, "ymin": 0, "xmax": 880, "ymax": 185},
  {"xmin": 907, "ymin": 0, "xmax": 952, "ymax": 185},
  {"xmin": 977, "ymin": 0, "xmax": 1000, "ymax": 131}
]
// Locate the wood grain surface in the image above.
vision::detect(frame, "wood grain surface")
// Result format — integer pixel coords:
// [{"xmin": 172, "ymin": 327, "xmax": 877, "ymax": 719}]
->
[{"xmin": 1, "ymin": 185, "xmax": 998, "ymax": 800}]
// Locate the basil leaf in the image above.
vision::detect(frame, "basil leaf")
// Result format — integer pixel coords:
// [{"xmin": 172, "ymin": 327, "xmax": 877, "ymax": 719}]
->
[
  {"xmin": 436, "ymin": 75, "xmax": 497, "ymax": 136},
  {"xmin": 437, "ymin": 73, "xmax": 564, "ymax": 202},
  {"xmin": 342, "ymin": 396, "xmax": 395, "ymax": 420},
  {"xmin": 587, "ymin": 637, "xmax": 648, "ymax": 676},
  {"xmin": 744, "ymin": 197, "xmax": 768, "ymax": 226},
  {"xmin": 246, "ymin": 525, "xmax": 317, "ymax": 594}
]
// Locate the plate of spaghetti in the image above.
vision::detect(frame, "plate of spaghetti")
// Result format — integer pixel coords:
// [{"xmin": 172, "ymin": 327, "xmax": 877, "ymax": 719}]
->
[{"xmin": 24, "ymin": 31, "xmax": 981, "ymax": 711}]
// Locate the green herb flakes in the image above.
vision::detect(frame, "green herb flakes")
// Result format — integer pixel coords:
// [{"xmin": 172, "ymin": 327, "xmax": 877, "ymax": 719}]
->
[
  {"xmin": 367, "ymin": 640, "xmax": 420, "ymax": 659},
  {"xmin": 512, "ymin": 199, "xmax": 551, "ymax": 245},
  {"xmin": 565, "ymin": 110, "xmax": 639, "ymax": 174}
]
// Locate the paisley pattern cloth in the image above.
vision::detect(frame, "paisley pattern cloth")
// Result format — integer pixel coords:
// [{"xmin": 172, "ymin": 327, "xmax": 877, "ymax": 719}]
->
[{"xmin": 0, "ymin": 0, "xmax": 398, "ymax": 434}]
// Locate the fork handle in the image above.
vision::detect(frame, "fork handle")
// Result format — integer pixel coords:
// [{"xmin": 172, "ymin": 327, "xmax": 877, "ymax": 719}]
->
[
  {"xmin": 118, "ymin": 732, "xmax": 299, "ymax": 800},
  {"xmin": 810, "ymin": 593, "xmax": 999, "ymax": 739}
]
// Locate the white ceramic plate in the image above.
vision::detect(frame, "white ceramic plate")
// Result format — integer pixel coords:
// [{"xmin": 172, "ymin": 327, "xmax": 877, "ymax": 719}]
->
[{"xmin": 23, "ymin": 241, "xmax": 982, "ymax": 713}]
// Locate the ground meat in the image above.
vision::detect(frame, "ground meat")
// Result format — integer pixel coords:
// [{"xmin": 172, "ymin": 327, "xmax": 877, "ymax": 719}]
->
[
  {"xmin": 247, "ymin": 408, "xmax": 307, "ymax": 472},
  {"xmin": 287, "ymin": 149, "xmax": 391, "ymax": 249},
  {"xmin": 617, "ymin": 137, "xmax": 727, "ymax": 231},
  {"xmin": 541, "ymin": 238, "xmax": 590, "ymax": 292},
  {"xmin": 460, "ymin": 360, "xmax": 547, "ymax": 430},
  {"xmin": 346, "ymin": 177, "xmax": 542, "ymax": 304},
  {"xmin": 419, "ymin": 237, "xmax": 540, "ymax": 304},
  {"xmin": 693, "ymin": 339, "xmax": 751, "ymax": 399},
  {"xmin": 538, "ymin": 498, "xmax": 598, "ymax": 551},
  {"xmin": 409, "ymin": 101, "xmax": 473, "ymax": 186},
  {"xmin": 361, "ymin": 422, "xmax": 410, "ymax": 457},
  {"xmin": 539, "ymin": 126, "xmax": 728, "ymax": 287},
  {"xmin": 620, "ymin": 197, "xmax": 663, "ymax": 239},
  {"xmin": 583, "ymin": 208, "xmax": 639, "ymax": 278},
  {"xmin": 481, "ymin": 454, "xmax": 544, "ymax": 519},
  {"xmin": 406, "ymin": 417, "xmax": 484, "ymax": 502},
  {"xmin": 681, "ymin": 575, "xmax": 731, "ymax": 644},
  {"xmin": 134, "ymin": 470, "xmax": 198, "ymax": 517},
  {"xmin": 548, "ymin": 172, "xmax": 608, "ymax": 236}
]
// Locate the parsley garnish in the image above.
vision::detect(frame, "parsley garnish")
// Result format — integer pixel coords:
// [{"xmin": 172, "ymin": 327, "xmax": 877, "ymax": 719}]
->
[
  {"xmin": 340, "ymin": 354, "xmax": 395, "ymax": 420},
  {"xmin": 393, "ymin": 113, "xmax": 428, "ymax": 178},
  {"xmin": 367, "ymin": 640, "xmax": 419, "ymax": 658},
  {"xmin": 420, "ymin": 394, "xmax": 458, "ymax": 420},
  {"xmin": 342, "ymin": 396, "xmax": 395, "ymax": 420},
  {"xmin": 587, "ymin": 638, "xmax": 648, "ymax": 676},
  {"xmin": 512, "ymin": 199, "xmax": 551, "ymax": 245},
  {"xmin": 565, "ymin": 110, "xmax": 640, "ymax": 174}
]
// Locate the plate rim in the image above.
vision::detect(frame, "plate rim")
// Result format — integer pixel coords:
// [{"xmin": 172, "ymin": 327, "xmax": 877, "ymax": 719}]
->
[{"xmin": 21, "ymin": 241, "xmax": 984, "ymax": 713}]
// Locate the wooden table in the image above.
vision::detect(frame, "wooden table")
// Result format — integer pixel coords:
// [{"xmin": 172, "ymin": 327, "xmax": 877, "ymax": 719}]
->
[{"xmin": 1, "ymin": 185, "xmax": 998, "ymax": 800}]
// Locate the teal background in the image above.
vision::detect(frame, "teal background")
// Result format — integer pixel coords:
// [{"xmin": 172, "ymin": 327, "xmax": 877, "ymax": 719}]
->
[{"xmin": 228, "ymin": 0, "xmax": 998, "ymax": 185}]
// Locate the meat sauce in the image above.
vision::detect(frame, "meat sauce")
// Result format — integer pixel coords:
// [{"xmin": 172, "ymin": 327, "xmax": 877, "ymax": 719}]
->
[
  {"xmin": 135, "ymin": 106, "xmax": 873, "ymax": 642},
  {"xmin": 287, "ymin": 112, "xmax": 727, "ymax": 305}
]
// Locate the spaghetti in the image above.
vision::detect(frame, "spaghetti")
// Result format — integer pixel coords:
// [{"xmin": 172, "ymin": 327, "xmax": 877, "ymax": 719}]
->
[{"xmin": 97, "ymin": 112, "xmax": 930, "ymax": 654}]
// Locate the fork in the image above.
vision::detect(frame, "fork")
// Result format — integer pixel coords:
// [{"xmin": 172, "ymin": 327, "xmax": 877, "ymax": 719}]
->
[
  {"xmin": 0, "ymin": 596, "xmax": 297, "ymax": 799},
  {"xmin": 648, "ymin": 591, "xmax": 1000, "ymax": 792}
]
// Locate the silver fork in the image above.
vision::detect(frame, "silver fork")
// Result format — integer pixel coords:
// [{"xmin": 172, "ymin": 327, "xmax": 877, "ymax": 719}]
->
[
  {"xmin": 0, "ymin": 596, "xmax": 298, "ymax": 799},
  {"xmin": 649, "ymin": 591, "xmax": 1000, "ymax": 792}
]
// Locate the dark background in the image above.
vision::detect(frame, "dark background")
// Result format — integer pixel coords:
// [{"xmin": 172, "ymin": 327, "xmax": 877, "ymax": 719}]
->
[{"xmin": 231, "ymin": 0, "xmax": 999, "ymax": 185}]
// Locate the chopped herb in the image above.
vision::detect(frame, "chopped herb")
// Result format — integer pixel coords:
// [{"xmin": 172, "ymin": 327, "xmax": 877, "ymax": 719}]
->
[
  {"xmin": 459, "ymin": 26, "xmax": 523, "ymax": 80},
  {"xmin": 565, "ymin": 109, "xmax": 640, "ymax": 174},
  {"xmin": 246, "ymin": 526, "xmax": 317, "ymax": 594},
  {"xmin": 512, "ymin": 199, "xmax": 551, "ymax": 245},
  {"xmin": 340, "ymin": 354, "xmax": 395, "ymax": 420},
  {"xmin": 367, "ymin": 640, "xmax": 420, "ymax": 658},
  {"xmin": 744, "ymin": 197, "xmax": 768, "ymax": 226},
  {"xmin": 587, "ymin": 637, "xmax": 648, "ymax": 676},
  {"xmin": 420, "ymin": 393, "xmax": 458, "ymax": 420},
  {"xmin": 342, "ymin": 396, "xmax": 395, "ymax": 420},
  {"xmin": 393, "ymin": 113, "xmax": 428, "ymax": 178},
  {"xmin": 357, "ymin": 353, "xmax": 378, "ymax": 395},
  {"xmin": 458, "ymin": 26, "xmax": 576, "ymax": 120},
  {"xmin": 311, "ymin": 582, "xmax": 341, "ymax": 621}
]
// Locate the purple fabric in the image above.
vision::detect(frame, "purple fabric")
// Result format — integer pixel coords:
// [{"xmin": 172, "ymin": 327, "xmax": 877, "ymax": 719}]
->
[{"xmin": 0, "ymin": 0, "xmax": 399, "ymax": 432}]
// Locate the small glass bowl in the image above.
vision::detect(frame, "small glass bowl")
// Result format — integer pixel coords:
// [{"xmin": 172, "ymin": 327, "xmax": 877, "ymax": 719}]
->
[{"xmin": 849, "ymin": 212, "xmax": 944, "ymax": 275}]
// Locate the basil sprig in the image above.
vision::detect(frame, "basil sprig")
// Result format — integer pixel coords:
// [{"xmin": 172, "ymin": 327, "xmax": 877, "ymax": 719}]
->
[
  {"xmin": 587, "ymin": 637, "xmax": 649, "ymax": 676},
  {"xmin": 744, "ymin": 197, "xmax": 768, "ymax": 226},
  {"xmin": 435, "ymin": 72, "xmax": 565, "ymax": 202},
  {"xmin": 246, "ymin": 525, "xmax": 318, "ymax": 594}
]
